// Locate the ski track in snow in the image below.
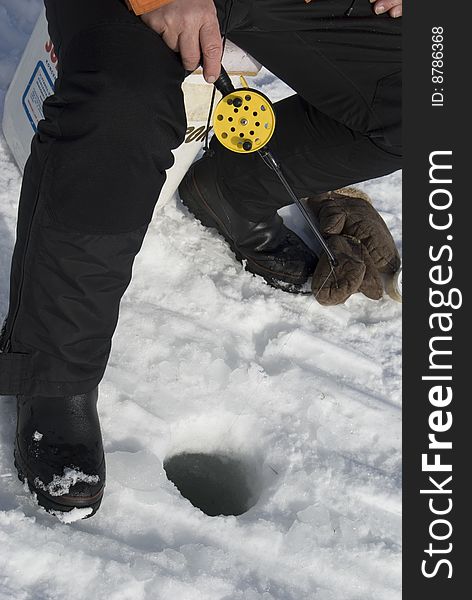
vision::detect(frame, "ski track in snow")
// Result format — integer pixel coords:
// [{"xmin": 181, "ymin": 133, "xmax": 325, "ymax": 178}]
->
[{"xmin": 0, "ymin": 2, "xmax": 402, "ymax": 599}]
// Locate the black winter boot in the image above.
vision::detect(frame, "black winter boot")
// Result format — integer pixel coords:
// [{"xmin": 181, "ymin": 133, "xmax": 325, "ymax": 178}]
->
[
  {"xmin": 14, "ymin": 387, "xmax": 105, "ymax": 519},
  {"xmin": 178, "ymin": 155, "xmax": 317, "ymax": 292}
]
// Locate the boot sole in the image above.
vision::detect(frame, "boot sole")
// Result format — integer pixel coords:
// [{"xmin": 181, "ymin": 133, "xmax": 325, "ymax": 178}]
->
[
  {"xmin": 14, "ymin": 449, "xmax": 104, "ymax": 519},
  {"xmin": 179, "ymin": 169, "xmax": 311, "ymax": 294}
]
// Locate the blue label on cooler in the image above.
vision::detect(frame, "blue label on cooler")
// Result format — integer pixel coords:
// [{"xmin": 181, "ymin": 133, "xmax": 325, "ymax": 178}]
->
[{"xmin": 22, "ymin": 61, "xmax": 55, "ymax": 132}]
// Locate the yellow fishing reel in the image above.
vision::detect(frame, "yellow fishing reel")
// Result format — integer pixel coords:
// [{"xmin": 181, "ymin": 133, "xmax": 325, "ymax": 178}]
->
[{"xmin": 212, "ymin": 74, "xmax": 276, "ymax": 153}]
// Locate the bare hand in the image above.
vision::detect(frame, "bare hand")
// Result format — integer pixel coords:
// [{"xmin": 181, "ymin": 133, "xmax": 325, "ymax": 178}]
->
[
  {"xmin": 141, "ymin": 0, "xmax": 223, "ymax": 83},
  {"xmin": 370, "ymin": 0, "xmax": 402, "ymax": 18}
]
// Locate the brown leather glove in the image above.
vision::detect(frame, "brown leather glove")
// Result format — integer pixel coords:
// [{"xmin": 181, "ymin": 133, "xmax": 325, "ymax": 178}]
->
[
  {"xmin": 308, "ymin": 191, "xmax": 401, "ymax": 305},
  {"xmin": 312, "ymin": 234, "xmax": 384, "ymax": 305}
]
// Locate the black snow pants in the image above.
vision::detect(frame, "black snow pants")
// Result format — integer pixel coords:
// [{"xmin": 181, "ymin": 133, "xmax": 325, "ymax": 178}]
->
[{"xmin": 0, "ymin": 0, "xmax": 401, "ymax": 396}]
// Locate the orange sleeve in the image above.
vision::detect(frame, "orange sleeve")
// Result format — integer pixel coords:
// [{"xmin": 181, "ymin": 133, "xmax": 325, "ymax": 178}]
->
[{"xmin": 125, "ymin": 0, "xmax": 174, "ymax": 16}]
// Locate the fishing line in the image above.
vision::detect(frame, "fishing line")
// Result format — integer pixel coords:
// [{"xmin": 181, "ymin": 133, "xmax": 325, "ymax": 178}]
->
[
  {"xmin": 178, "ymin": 0, "xmax": 339, "ymax": 474},
  {"xmin": 203, "ymin": 0, "xmax": 235, "ymax": 154}
]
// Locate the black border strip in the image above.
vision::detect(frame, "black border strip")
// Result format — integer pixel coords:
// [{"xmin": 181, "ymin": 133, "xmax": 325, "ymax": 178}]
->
[{"xmin": 403, "ymin": 3, "xmax": 467, "ymax": 596}]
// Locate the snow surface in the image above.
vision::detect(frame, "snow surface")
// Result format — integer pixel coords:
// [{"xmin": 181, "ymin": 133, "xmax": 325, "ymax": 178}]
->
[{"xmin": 0, "ymin": 2, "xmax": 402, "ymax": 599}]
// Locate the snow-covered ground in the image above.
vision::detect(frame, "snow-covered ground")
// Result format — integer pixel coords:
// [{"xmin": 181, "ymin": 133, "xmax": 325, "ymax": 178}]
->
[{"xmin": 0, "ymin": 2, "xmax": 402, "ymax": 599}]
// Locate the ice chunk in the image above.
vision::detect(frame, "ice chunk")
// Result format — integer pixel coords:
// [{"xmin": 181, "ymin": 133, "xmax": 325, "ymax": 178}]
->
[
  {"xmin": 50, "ymin": 507, "xmax": 93, "ymax": 524},
  {"xmin": 107, "ymin": 450, "xmax": 163, "ymax": 491}
]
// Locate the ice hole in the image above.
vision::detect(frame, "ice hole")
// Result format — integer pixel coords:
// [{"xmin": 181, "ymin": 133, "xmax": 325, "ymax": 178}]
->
[{"xmin": 164, "ymin": 452, "xmax": 262, "ymax": 517}]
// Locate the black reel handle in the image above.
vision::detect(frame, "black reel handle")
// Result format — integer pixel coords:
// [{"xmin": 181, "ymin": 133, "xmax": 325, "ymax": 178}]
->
[{"xmin": 213, "ymin": 66, "xmax": 235, "ymax": 96}]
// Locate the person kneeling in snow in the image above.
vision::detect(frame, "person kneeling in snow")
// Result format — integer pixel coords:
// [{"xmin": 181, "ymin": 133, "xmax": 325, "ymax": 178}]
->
[{"xmin": 0, "ymin": 0, "xmax": 401, "ymax": 518}]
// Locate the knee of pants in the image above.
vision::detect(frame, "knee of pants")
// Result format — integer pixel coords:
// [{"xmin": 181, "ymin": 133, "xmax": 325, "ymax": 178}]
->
[{"xmin": 43, "ymin": 23, "xmax": 187, "ymax": 234}]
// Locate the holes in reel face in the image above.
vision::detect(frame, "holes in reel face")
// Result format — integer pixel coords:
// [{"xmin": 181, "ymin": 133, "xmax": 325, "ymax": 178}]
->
[{"xmin": 215, "ymin": 92, "xmax": 274, "ymax": 152}]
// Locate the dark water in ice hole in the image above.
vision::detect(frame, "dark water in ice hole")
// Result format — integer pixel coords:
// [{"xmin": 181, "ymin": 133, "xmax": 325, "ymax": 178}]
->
[{"xmin": 164, "ymin": 452, "xmax": 259, "ymax": 517}]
